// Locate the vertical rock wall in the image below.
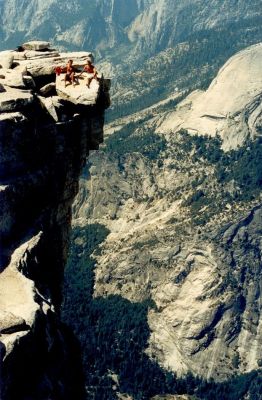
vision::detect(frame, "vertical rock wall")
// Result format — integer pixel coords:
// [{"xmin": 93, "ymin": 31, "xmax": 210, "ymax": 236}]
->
[{"xmin": 0, "ymin": 43, "xmax": 110, "ymax": 399}]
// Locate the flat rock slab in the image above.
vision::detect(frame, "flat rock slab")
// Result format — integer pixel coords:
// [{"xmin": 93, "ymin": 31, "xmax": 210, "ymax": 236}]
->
[
  {"xmin": 59, "ymin": 52, "xmax": 94, "ymax": 64},
  {"xmin": 0, "ymin": 310, "xmax": 27, "ymax": 334},
  {"xmin": 0, "ymin": 67, "xmax": 26, "ymax": 89},
  {"xmin": 23, "ymin": 50, "xmax": 60, "ymax": 60},
  {"xmin": 16, "ymin": 51, "xmax": 93, "ymax": 77},
  {"xmin": 0, "ymin": 111, "xmax": 26, "ymax": 124},
  {"xmin": 56, "ymin": 72, "xmax": 100, "ymax": 105},
  {"xmin": 0, "ymin": 86, "xmax": 34, "ymax": 112},
  {"xmin": 22, "ymin": 41, "xmax": 50, "ymax": 51}
]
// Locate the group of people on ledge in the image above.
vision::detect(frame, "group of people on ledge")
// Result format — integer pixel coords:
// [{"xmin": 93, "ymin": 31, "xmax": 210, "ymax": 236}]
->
[{"xmin": 55, "ymin": 59, "xmax": 98, "ymax": 88}]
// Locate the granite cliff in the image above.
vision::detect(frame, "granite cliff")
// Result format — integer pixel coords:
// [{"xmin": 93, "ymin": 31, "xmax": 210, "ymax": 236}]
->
[{"xmin": 0, "ymin": 41, "xmax": 110, "ymax": 399}]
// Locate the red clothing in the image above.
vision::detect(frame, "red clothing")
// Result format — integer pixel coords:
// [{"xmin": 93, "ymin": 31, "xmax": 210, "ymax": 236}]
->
[
  {"xmin": 54, "ymin": 66, "xmax": 62, "ymax": 75},
  {"xmin": 84, "ymin": 64, "xmax": 95, "ymax": 73}
]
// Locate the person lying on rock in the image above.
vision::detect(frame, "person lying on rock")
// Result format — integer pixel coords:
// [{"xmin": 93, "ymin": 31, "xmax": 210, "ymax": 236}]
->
[{"xmin": 79, "ymin": 59, "xmax": 98, "ymax": 88}]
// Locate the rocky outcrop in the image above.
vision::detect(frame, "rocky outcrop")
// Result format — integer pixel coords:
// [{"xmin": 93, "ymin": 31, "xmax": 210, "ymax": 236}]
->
[
  {"xmin": 157, "ymin": 43, "xmax": 262, "ymax": 150},
  {"xmin": 0, "ymin": 41, "xmax": 110, "ymax": 399}
]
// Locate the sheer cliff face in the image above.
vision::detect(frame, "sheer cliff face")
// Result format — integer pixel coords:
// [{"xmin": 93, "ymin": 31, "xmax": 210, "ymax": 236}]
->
[
  {"xmin": 72, "ymin": 44, "xmax": 262, "ymax": 381},
  {"xmin": 0, "ymin": 42, "xmax": 109, "ymax": 399},
  {"xmin": 0, "ymin": 0, "xmax": 261, "ymax": 59}
]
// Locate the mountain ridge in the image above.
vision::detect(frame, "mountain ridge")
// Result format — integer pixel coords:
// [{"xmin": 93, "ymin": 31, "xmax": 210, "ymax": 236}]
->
[{"xmin": 1, "ymin": 0, "xmax": 261, "ymax": 61}]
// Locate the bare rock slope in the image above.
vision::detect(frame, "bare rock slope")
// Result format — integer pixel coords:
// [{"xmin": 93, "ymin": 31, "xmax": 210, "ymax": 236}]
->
[
  {"xmin": 73, "ymin": 44, "xmax": 262, "ymax": 381},
  {"xmin": 157, "ymin": 43, "xmax": 262, "ymax": 150}
]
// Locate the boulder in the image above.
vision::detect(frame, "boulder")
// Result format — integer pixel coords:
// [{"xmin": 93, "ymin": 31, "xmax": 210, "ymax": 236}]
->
[
  {"xmin": 23, "ymin": 75, "xmax": 36, "ymax": 90},
  {"xmin": 0, "ymin": 51, "xmax": 14, "ymax": 69},
  {"xmin": 22, "ymin": 40, "xmax": 50, "ymax": 51},
  {"xmin": 0, "ymin": 86, "xmax": 34, "ymax": 112},
  {"xmin": 13, "ymin": 51, "xmax": 26, "ymax": 61},
  {"xmin": 0, "ymin": 67, "xmax": 26, "ymax": 89},
  {"xmin": 39, "ymin": 82, "xmax": 56, "ymax": 96}
]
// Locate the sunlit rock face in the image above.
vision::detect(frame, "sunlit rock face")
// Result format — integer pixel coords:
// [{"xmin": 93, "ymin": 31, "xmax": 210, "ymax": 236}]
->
[
  {"xmin": 157, "ymin": 43, "xmax": 262, "ymax": 150},
  {"xmin": 0, "ymin": 41, "xmax": 110, "ymax": 399},
  {"xmin": 72, "ymin": 44, "xmax": 262, "ymax": 382}
]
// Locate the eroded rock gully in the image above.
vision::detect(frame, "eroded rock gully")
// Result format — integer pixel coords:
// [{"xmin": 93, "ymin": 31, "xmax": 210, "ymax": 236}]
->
[{"xmin": 0, "ymin": 41, "xmax": 110, "ymax": 399}]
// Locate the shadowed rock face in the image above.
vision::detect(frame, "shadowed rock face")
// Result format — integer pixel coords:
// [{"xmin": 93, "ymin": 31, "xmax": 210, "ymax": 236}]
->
[{"xmin": 0, "ymin": 42, "xmax": 110, "ymax": 399}]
